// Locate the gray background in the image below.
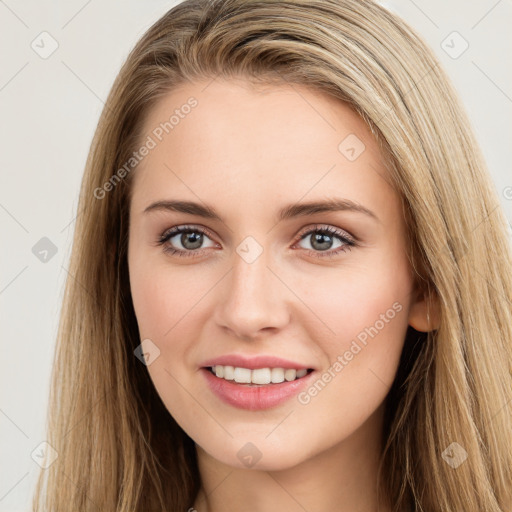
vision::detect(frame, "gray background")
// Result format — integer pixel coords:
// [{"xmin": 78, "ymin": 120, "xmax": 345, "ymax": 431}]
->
[{"xmin": 1, "ymin": 0, "xmax": 511, "ymax": 509}]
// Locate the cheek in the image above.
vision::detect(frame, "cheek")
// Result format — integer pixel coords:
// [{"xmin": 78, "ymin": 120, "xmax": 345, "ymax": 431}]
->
[
  {"xmin": 128, "ymin": 258, "xmax": 207, "ymax": 417},
  {"xmin": 291, "ymin": 255, "xmax": 411, "ymax": 352},
  {"xmin": 291, "ymin": 255, "xmax": 410, "ymax": 387},
  {"xmin": 293, "ymin": 262, "xmax": 411, "ymax": 426},
  {"xmin": 128, "ymin": 256, "xmax": 217, "ymax": 398},
  {"xmin": 129, "ymin": 255, "xmax": 203, "ymax": 339}
]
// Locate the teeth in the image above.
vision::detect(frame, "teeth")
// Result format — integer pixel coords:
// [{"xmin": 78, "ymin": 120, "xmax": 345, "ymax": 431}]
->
[
  {"xmin": 223, "ymin": 365, "xmax": 235, "ymax": 380},
  {"xmin": 252, "ymin": 368, "xmax": 271, "ymax": 384},
  {"xmin": 211, "ymin": 365, "xmax": 310, "ymax": 384},
  {"xmin": 271, "ymin": 367, "xmax": 284, "ymax": 383},
  {"xmin": 233, "ymin": 367, "xmax": 251, "ymax": 383},
  {"xmin": 284, "ymin": 369, "xmax": 296, "ymax": 381}
]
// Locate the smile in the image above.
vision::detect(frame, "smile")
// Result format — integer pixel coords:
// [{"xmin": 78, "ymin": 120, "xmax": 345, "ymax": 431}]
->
[{"xmin": 201, "ymin": 366, "xmax": 316, "ymax": 410}]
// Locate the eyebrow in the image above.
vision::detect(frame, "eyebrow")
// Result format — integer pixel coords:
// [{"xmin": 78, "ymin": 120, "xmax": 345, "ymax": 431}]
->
[{"xmin": 143, "ymin": 198, "xmax": 380, "ymax": 223}]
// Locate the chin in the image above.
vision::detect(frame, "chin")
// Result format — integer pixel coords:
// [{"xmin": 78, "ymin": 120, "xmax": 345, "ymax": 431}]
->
[{"xmin": 203, "ymin": 437, "xmax": 313, "ymax": 472}]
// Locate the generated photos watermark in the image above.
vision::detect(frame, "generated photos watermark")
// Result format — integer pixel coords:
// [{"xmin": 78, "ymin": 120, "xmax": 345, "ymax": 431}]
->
[
  {"xmin": 94, "ymin": 96, "xmax": 198, "ymax": 200},
  {"xmin": 297, "ymin": 301, "xmax": 403, "ymax": 405}
]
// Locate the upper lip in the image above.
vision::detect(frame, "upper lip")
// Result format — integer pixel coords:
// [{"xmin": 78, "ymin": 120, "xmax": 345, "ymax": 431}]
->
[{"xmin": 200, "ymin": 354, "xmax": 314, "ymax": 370}]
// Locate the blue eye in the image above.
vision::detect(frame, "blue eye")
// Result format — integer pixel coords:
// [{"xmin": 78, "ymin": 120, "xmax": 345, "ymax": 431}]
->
[
  {"xmin": 156, "ymin": 224, "xmax": 356, "ymax": 259},
  {"xmin": 295, "ymin": 225, "xmax": 355, "ymax": 259},
  {"xmin": 157, "ymin": 225, "xmax": 217, "ymax": 258}
]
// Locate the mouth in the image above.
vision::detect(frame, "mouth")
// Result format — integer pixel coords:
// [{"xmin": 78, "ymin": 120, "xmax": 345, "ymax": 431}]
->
[{"xmin": 200, "ymin": 365, "xmax": 316, "ymax": 410}]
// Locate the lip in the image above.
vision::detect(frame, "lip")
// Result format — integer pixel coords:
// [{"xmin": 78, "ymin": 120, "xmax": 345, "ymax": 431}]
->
[
  {"xmin": 199, "ymin": 354, "xmax": 314, "ymax": 371},
  {"xmin": 200, "ymin": 367, "xmax": 316, "ymax": 411}
]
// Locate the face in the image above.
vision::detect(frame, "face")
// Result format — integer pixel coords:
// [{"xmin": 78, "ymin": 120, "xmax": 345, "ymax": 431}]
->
[{"xmin": 127, "ymin": 77, "xmax": 426, "ymax": 471}]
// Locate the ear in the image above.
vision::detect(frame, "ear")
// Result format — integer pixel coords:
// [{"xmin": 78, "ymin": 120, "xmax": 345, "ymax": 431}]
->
[{"xmin": 407, "ymin": 285, "xmax": 441, "ymax": 332}]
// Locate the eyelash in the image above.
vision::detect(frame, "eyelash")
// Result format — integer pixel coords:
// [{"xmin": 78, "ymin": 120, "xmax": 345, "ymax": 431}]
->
[{"xmin": 156, "ymin": 224, "xmax": 357, "ymax": 260}]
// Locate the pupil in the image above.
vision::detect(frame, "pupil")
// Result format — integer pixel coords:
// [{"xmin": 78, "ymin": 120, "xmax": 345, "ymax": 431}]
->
[{"xmin": 311, "ymin": 233, "xmax": 332, "ymax": 251}]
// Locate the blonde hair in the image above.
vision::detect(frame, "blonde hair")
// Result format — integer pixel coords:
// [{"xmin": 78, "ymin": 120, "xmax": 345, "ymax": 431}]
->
[{"xmin": 33, "ymin": 0, "xmax": 512, "ymax": 510}]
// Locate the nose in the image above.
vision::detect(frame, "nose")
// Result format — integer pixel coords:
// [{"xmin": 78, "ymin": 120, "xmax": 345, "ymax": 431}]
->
[{"xmin": 213, "ymin": 245, "xmax": 290, "ymax": 340}]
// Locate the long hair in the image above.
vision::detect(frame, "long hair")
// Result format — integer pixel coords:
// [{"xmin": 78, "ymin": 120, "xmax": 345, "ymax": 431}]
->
[{"xmin": 33, "ymin": 0, "xmax": 512, "ymax": 510}]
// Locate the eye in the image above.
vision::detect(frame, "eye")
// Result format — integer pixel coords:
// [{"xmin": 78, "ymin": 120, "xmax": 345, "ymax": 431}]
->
[
  {"xmin": 293, "ymin": 224, "xmax": 356, "ymax": 258},
  {"xmin": 156, "ymin": 223, "xmax": 357, "ymax": 259},
  {"xmin": 156, "ymin": 225, "xmax": 218, "ymax": 258}
]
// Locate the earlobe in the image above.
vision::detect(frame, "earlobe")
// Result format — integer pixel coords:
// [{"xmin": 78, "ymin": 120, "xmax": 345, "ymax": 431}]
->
[{"xmin": 408, "ymin": 289, "xmax": 441, "ymax": 332}]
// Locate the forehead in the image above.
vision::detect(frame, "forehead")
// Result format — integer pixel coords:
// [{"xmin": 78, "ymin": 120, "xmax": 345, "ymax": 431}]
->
[{"xmin": 130, "ymin": 78, "xmax": 397, "ymax": 222}]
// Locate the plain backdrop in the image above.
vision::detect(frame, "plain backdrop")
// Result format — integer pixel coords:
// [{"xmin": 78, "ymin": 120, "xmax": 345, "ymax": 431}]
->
[{"xmin": 1, "ymin": 0, "xmax": 511, "ymax": 510}]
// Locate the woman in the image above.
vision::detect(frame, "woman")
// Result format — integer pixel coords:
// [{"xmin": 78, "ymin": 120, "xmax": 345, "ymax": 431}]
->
[{"xmin": 33, "ymin": 0, "xmax": 512, "ymax": 510}]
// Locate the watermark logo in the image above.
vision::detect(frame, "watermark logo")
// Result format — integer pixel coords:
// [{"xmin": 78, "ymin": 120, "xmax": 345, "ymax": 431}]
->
[
  {"xmin": 31, "ymin": 441, "xmax": 59, "ymax": 469},
  {"xmin": 441, "ymin": 442, "xmax": 468, "ymax": 468},
  {"xmin": 338, "ymin": 133, "xmax": 366, "ymax": 161},
  {"xmin": 134, "ymin": 338, "xmax": 161, "ymax": 366},
  {"xmin": 237, "ymin": 442, "xmax": 262, "ymax": 468},
  {"xmin": 32, "ymin": 237, "xmax": 58, "ymax": 263},
  {"xmin": 31, "ymin": 31, "xmax": 59, "ymax": 59},
  {"xmin": 236, "ymin": 236, "xmax": 264, "ymax": 264},
  {"xmin": 441, "ymin": 31, "xmax": 469, "ymax": 59}
]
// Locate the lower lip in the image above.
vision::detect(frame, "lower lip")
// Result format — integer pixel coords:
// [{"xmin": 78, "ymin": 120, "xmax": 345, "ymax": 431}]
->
[{"xmin": 200, "ymin": 367, "xmax": 315, "ymax": 411}]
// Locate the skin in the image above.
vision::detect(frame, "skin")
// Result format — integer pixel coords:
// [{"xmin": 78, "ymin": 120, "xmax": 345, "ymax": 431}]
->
[{"xmin": 127, "ymin": 77, "xmax": 438, "ymax": 512}]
